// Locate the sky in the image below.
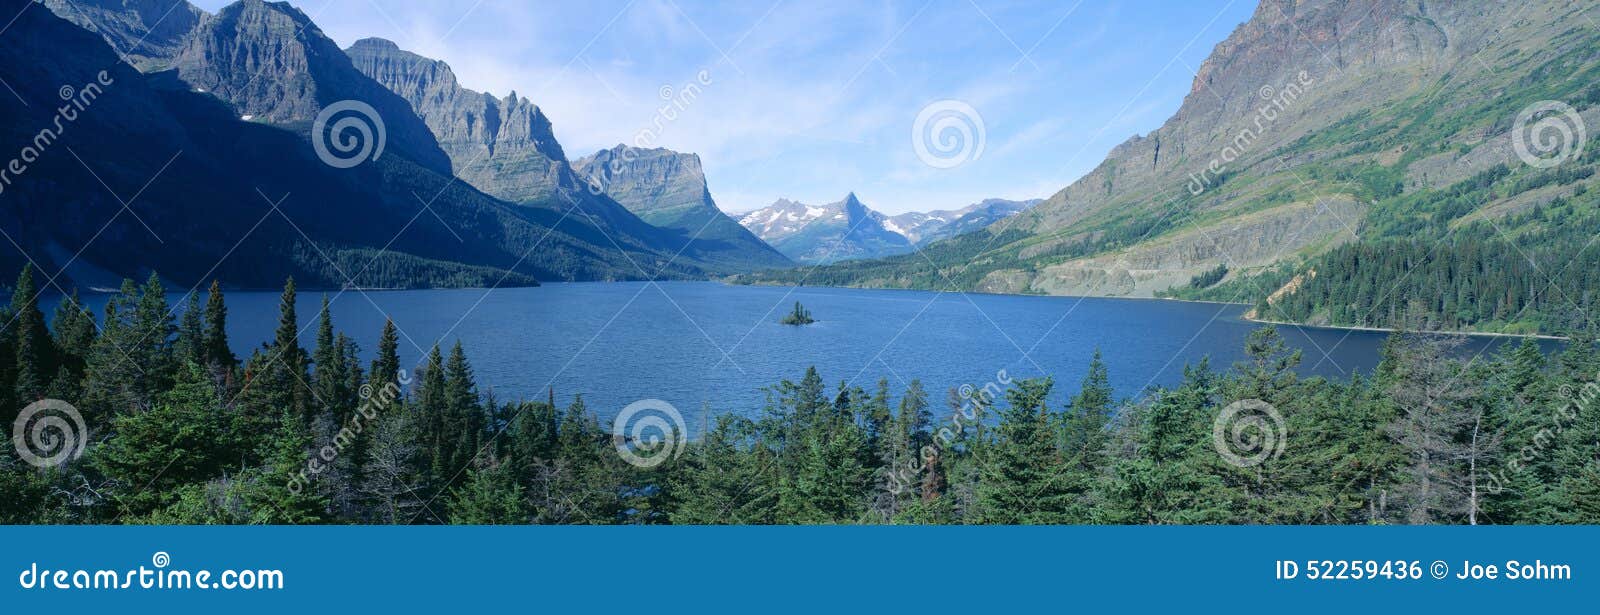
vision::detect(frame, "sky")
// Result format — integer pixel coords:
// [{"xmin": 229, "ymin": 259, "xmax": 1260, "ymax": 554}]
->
[{"xmin": 193, "ymin": 0, "xmax": 1257, "ymax": 215}]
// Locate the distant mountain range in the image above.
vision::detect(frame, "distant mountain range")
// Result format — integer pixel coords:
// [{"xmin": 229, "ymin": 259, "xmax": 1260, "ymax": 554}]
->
[
  {"xmin": 884, "ymin": 198, "xmax": 1040, "ymax": 246},
  {"xmin": 10, "ymin": 0, "xmax": 788, "ymax": 289},
  {"xmin": 737, "ymin": 194, "xmax": 1035, "ymax": 264}
]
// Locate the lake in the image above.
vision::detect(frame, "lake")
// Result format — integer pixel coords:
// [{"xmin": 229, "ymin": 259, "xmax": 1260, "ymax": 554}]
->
[{"xmin": 51, "ymin": 281, "xmax": 1553, "ymax": 432}]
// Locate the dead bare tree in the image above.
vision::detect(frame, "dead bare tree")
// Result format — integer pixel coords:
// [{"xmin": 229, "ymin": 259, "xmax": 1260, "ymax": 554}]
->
[{"xmin": 1385, "ymin": 333, "xmax": 1478, "ymax": 525}]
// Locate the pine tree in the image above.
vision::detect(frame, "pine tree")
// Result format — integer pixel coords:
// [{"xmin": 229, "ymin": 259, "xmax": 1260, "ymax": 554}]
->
[
  {"xmin": 1098, "ymin": 360, "xmax": 1232, "ymax": 524},
  {"xmin": 237, "ymin": 413, "xmax": 327, "ymax": 524},
  {"xmin": 49, "ymin": 290, "xmax": 96, "ymax": 395},
  {"xmin": 508, "ymin": 400, "xmax": 560, "ymax": 483},
  {"xmin": 370, "ymin": 319, "xmax": 401, "ymax": 390},
  {"xmin": 174, "ymin": 293, "xmax": 205, "ymax": 368},
  {"xmin": 446, "ymin": 460, "xmax": 527, "ymax": 524},
  {"xmin": 132, "ymin": 272, "xmax": 176, "ymax": 394},
  {"xmin": 785, "ymin": 415, "xmax": 871, "ymax": 524},
  {"xmin": 10, "ymin": 265, "xmax": 55, "ymax": 406},
  {"xmin": 80, "ymin": 280, "xmax": 144, "ymax": 421},
  {"xmin": 202, "ymin": 280, "xmax": 236, "ymax": 373},
  {"xmin": 670, "ymin": 415, "xmax": 777, "ymax": 524},
  {"xmin": 93, "ymin": 363, "xmax": 227, "ymax": 518},
  {"xmin": 441, "ymin": 342, "xmax": 484, "ymax": 481},
  {"xmin": 974, "ymin": 378, "xmax": 1078, "ymax": 524},
  {"xmin": 267, "ymin": 277, "xmax": 311, "ymax": 420},
  {"xmin": 310, "ymin": 296, "xmax": 353, "ymax": 422}
]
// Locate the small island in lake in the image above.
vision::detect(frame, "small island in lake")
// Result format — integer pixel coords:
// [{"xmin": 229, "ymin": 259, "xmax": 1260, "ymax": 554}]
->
[{"xmin": 780, "ymin": 301, "xmax": 815, "ymax": 325}]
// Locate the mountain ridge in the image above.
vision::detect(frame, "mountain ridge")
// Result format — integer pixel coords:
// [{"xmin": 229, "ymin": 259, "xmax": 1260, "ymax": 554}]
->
[
  {"xmin": 737, "ymin": 193, "xmax": 912, "ymax": 264},
  {"xmin": 10, "ymin": 0, "xmax": 709, "ymax": 288},
  {"xmin": 573, "ymin": 144, "xmax": 791, "ymax": 272},
  {"xmin": 346, "ymin": 36, "xmax": 784, "ymax": 274}
]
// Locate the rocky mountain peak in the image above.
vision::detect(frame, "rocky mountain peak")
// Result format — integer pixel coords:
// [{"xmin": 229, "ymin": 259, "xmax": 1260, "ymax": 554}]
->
[
  {"xmin": 41, "ymin": 0, "xmax": 208, "ymax": 71},
  {"xmin": 164, "ymin": 0, "xmax": 452, "ymax": 172},
  {"xmin": 572, "ymin": 144, "xmax": 790, "ymax": 270},
  {"xmin": 347, "ymin": 36, "xmax": 572, "ymax": 202},
  {"xmin": 737, "ymin": 194, "xmax": 911, "ymax": 264}
]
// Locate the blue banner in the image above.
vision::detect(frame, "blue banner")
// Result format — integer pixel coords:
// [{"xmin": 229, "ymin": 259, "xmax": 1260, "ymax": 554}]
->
[{"xmin": 2, "ymin": 526, "xmax": 1592, "ymax": 612}]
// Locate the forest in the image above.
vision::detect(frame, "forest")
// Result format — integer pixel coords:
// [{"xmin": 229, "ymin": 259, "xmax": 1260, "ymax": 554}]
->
[{"xmin": 2, "ymin": 267, "xmax": 1598, "ymax": 525}]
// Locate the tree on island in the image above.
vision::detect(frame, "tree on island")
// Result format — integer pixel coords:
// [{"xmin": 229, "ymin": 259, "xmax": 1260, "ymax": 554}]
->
[{"xmin": 780, "ymin": 301, "xmax": 815, "ymax": 325}]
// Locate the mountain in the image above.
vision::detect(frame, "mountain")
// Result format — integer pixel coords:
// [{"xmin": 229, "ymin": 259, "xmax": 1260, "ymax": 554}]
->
[
  {"xmin": 41, "ymin": 0, "xmax": 207, "ymax": 71},
  {"xmin": 885, "ymin": 198, "xmax": 1039, "ymax": 246},
  {"xmin": 740, "ymin": 0, "xmax": 1600, "ymax": 335},
  {"xmin": 346, "ymin": 37, "xmax": 778, "ymax": 273},
  {"xmin": 9, "ymin": 0, "xmax": 706, "ymax": 288},
  {"xmin": 573, "ymin": 145, "xmax": 790, "ymax": 272},
  {"xmin": 165, "ymin": 0, "xmax": 454, "ymax": 174},
  {"xmin": 344, "ymin": 38, "xmax": 573, "ymax": 209},
  {"xmin": 738, "ymin": 194, "xmax": 911, "ymax": 264}
]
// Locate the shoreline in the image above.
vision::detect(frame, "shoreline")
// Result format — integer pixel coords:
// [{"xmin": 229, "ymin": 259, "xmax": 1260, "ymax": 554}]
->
[
  {"xmin": 727, "ymin": 279, "xmax": 1565, "ymax": 341},
  {"xmin": 1243, "ymin": 315, "xmax": 1568, "ymax": 341}
]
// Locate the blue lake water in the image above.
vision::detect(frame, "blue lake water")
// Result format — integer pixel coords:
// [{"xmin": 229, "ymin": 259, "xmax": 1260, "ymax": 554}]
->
[{"xmin": 52, "ymin": 281, "xmax": 1554, "ymax": 431}]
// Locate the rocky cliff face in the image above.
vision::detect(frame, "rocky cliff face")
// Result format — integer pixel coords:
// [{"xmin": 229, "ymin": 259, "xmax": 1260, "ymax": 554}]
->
[
  {"xmin": 739, "ymin": 193, "xmax": 911, "ymax": 264},
  {"xmin": 166, "ymin": 0, "xmax": 453, "ymax": 173},
  {"xmin": 346, "ymin": 37, "xmax": 570, "ymax": 205},
  {"xmin": 573, "ymin": 145, "xmax": 790, "ymax": 271},
  {"xmin": 42, "ymin": 0, "xmax": 207, "ymax": 71},
  {"xmin": 575, "ymin": 145, "xmax": 708, "ymax": 225},
  {"xmin": 1016, "ymin": 0, "xmax": 1469, "ymax": 238}
]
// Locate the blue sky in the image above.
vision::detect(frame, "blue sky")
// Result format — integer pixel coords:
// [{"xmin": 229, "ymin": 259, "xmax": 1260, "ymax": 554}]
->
[{"xmin": 194, "ymin": 0, "xmax": 1256, "ymax": 215}]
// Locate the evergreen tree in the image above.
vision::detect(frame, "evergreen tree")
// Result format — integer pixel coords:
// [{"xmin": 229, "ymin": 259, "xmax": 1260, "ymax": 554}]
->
[
  {"xmin": 174, "ymin": 293, "xmax": 205, "ymax": 369},
  {"xmin": 10, "ymin": 265, "xmax": 55, "ymax": 404},
  {"xmin": 446, "ymin": 461, "xmax": 528, "ymax": 524},
  {"xmin": 132, "ymin": 272, "xmax": 176, "ymax": 394},
  {"xmin": 202, "ymin": 280, "xmax": 236, "ymax": 373},
  {"xmin": 441, "ymin": 342, "xmax": 484, "ymax": 482},
  {"xmin": 49, "ymin": 290, "xmax": 96, "ymax": 397},
  {"xmin": 370, "ymin": 319, "xmax": 401, "ymax": 390},
  {"xmin": 80, "ymin": 281, "xmax": 144, "ymax": 421},
  {"xmin": 266, "ymin": 277, "xmax": 311, "ymax": 421},
  {"xmin": 974, "ymin": 378, "xmax": 1079, "ymax": 524},
  {"xmin": 93, "ymin": 363, "xmax": 227, "ymax": 518}
]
